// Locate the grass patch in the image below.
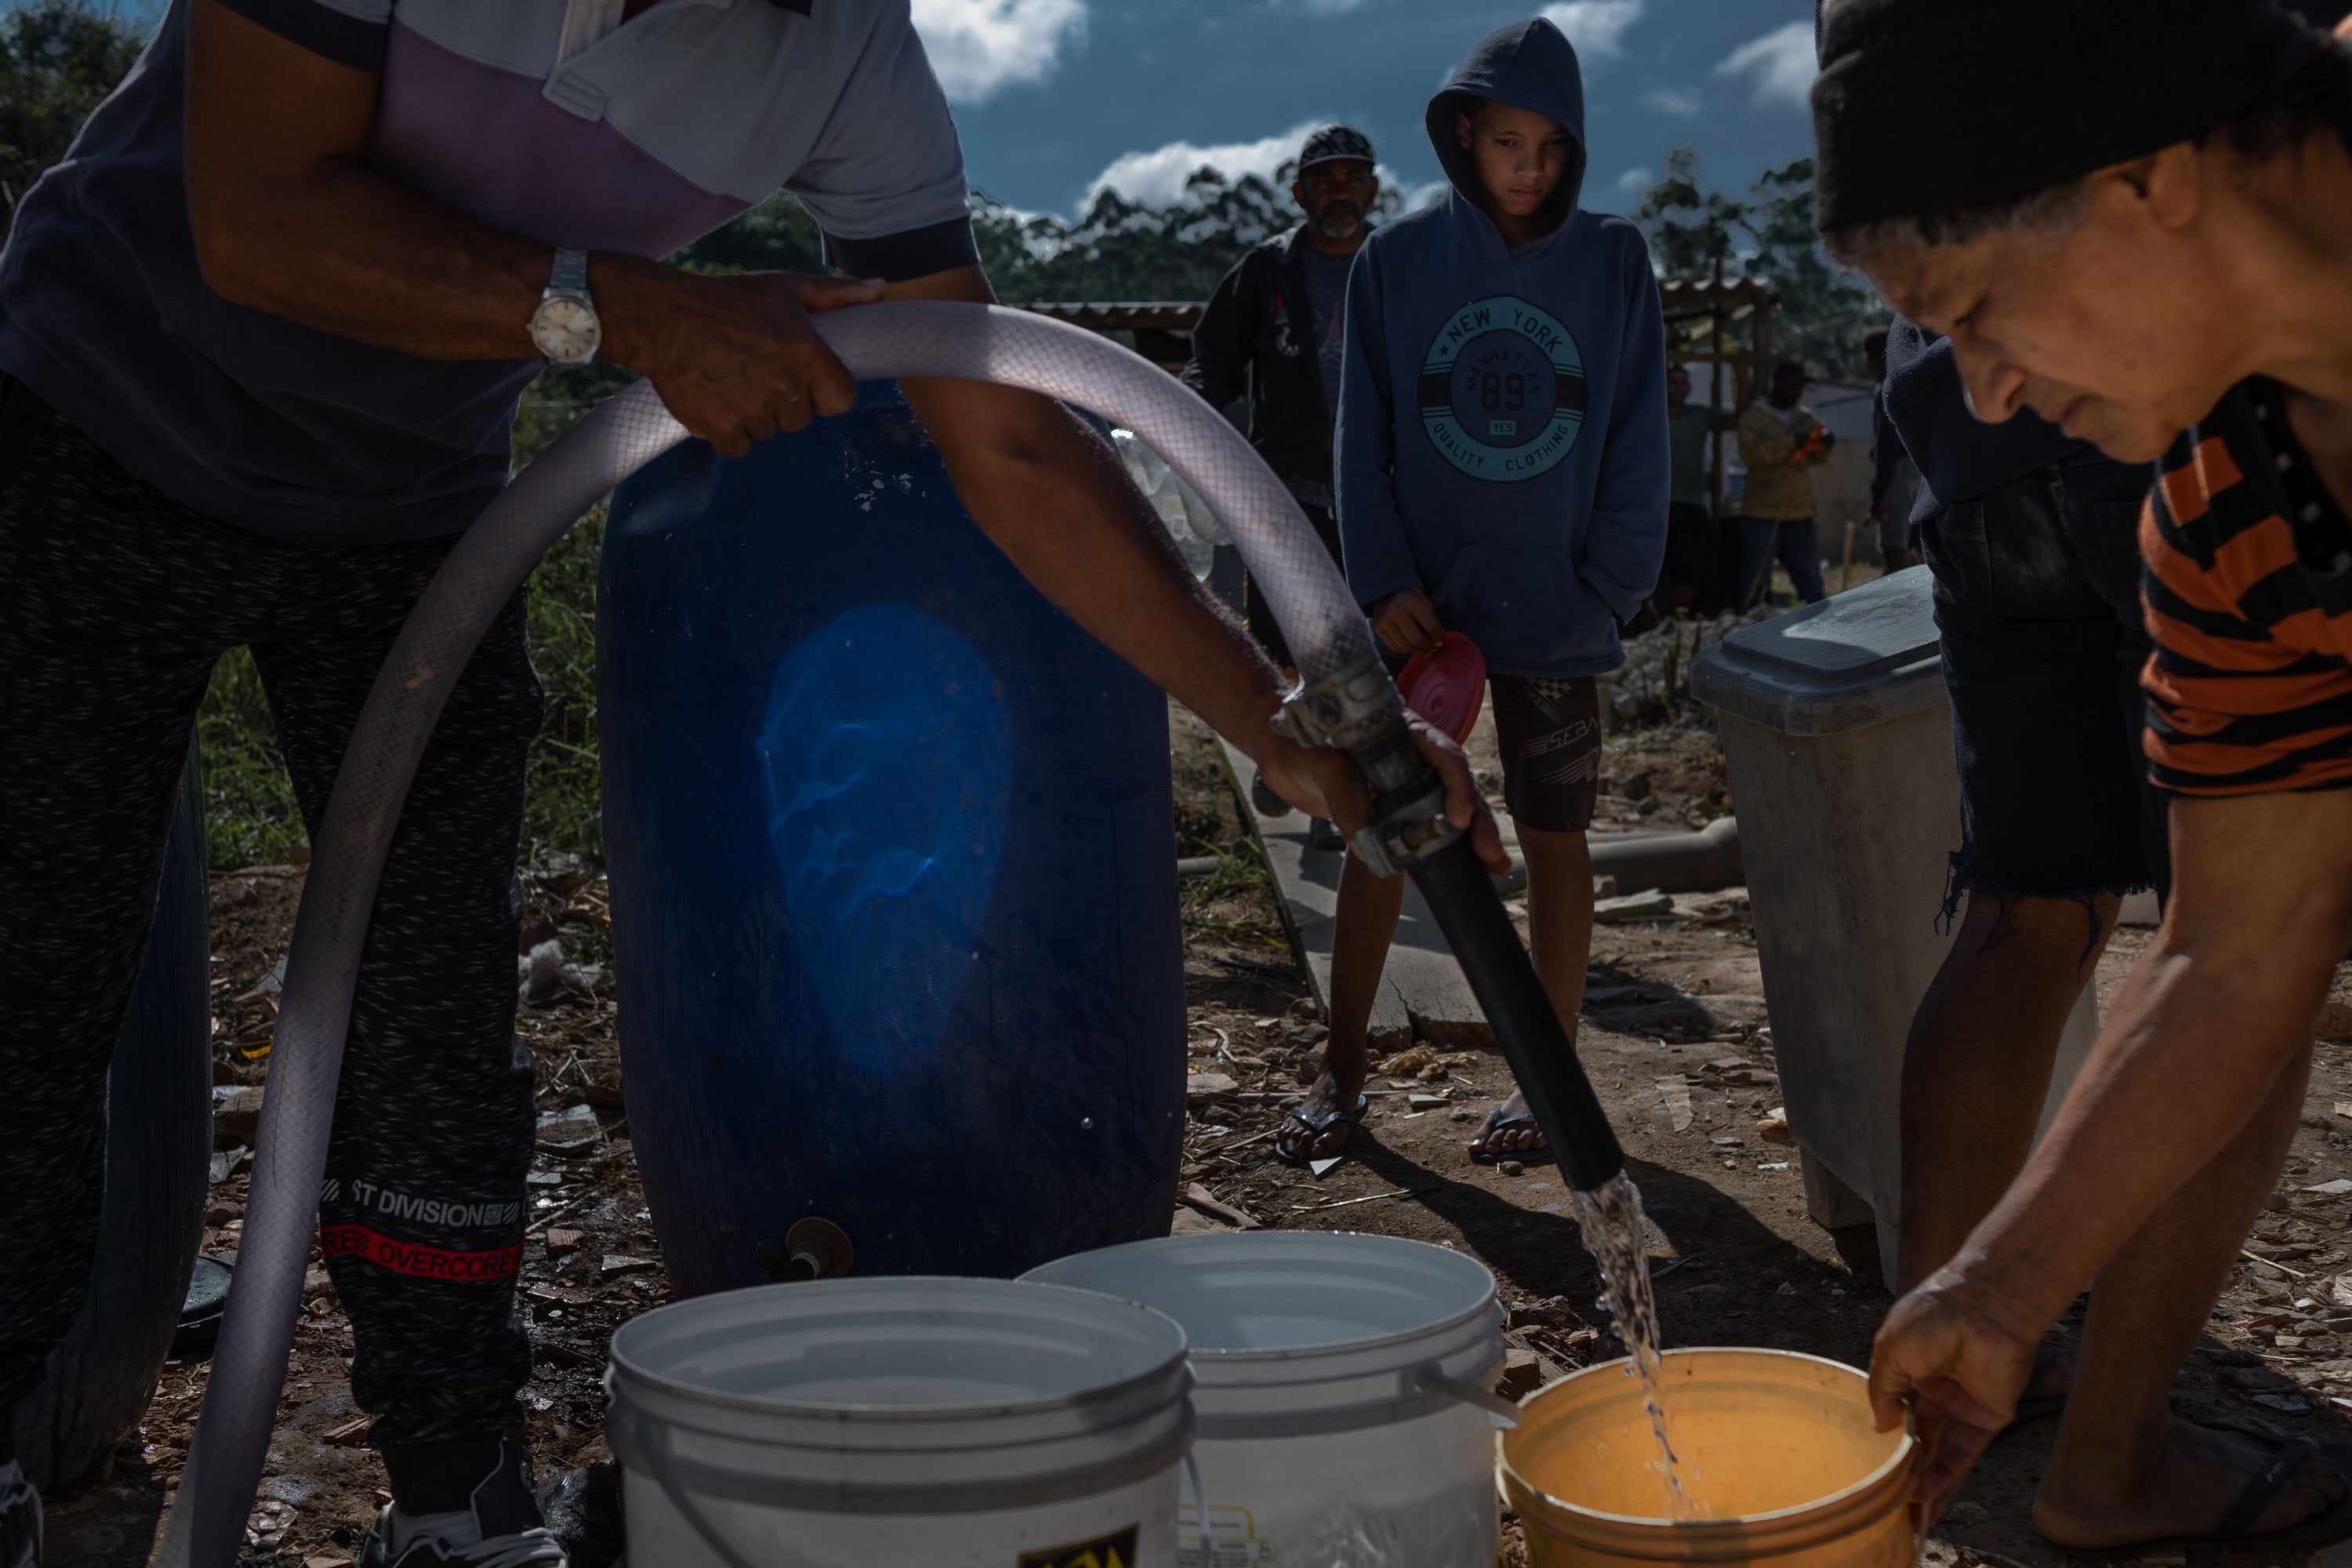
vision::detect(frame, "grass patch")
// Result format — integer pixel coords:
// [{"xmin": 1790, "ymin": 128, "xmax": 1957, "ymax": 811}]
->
[
  {"xmin": 519, "ymin": 506, "xmax": 604, "ymax": 864},
  {"xmin": 193, "ymin": 500, "xmax": 608, "ymax": 873},
  {"xmin": 196, "ymin": 648, "xmax": 305, "ymax": 871}
]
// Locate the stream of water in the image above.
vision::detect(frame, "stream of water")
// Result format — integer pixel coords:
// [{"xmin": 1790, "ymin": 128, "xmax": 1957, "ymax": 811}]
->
[{"xmin": 1570, "ymin": 1170, "xmax": 1702, "ymax": 1520}]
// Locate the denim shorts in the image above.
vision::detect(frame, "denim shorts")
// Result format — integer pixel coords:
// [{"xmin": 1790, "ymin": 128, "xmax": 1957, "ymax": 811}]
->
[{"xmin": 1918, "ymin": 450, "xmax": 2169, "ymax": 903}]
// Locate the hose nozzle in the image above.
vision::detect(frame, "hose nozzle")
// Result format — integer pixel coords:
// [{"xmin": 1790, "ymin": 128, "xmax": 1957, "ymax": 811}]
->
[{"xmin": 1275, "ymin": 654, "xmax": 1459, "ymax": 877}]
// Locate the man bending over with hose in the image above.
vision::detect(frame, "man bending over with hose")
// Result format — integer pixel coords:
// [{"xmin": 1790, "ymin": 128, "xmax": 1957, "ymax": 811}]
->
[{"xmin": 0, "ymin": 3, "xmax": 1504, "ymax": 1564}]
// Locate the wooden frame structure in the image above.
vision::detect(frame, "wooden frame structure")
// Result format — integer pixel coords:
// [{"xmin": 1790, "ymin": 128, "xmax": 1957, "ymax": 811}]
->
[
  {"xmin": 1657, "ymin": 276, "xmax": 1782, "ymax": 520},
  {"xmin": 1014, "ymin": 301, "xmax": 1202, "ymax": 376}
]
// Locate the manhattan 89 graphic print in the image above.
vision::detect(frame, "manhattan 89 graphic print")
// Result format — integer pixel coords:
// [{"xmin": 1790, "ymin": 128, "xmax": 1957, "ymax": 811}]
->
[{"xmin": 1418, "ymin": 295, "xmax": 1588, "ymax": 481}]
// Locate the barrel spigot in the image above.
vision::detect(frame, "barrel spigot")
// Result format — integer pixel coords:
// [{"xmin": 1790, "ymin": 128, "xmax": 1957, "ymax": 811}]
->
[{"xmin": 755, "ymin": 1216, "xmax": 856, "ymax": 1282}]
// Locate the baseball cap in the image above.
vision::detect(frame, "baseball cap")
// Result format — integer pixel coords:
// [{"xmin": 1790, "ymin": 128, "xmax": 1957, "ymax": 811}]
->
[{"xmin": 1299, "ymin": 124, "xmax": 1376, "ymax": 169}]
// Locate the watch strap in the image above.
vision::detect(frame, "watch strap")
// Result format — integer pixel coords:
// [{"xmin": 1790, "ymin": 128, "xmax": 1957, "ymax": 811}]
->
[{"xmin": 546, "ymin": 245, "xmax": 590, "ymax": 299}]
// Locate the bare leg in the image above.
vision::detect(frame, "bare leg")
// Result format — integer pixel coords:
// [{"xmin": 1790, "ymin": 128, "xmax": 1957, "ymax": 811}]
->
[
  {"xmin": 2034, "ymin": 1044, "xmax": 2343, "ymax": 1544},
  {"xmin": 1469, "ymin": 824, "xmax": 1592, "ymax": 1157},
  {"xmin": 1897, "ymin": 893, "xmax": 2118, "ymax": 1291},
  {"xmin": 1278, "ymin": 853, "xmax": 1404, "ymax": 1161}
]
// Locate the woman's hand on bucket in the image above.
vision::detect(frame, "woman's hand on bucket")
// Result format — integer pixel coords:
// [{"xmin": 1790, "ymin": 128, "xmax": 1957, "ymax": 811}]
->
[
  {"xmin": 1867, "ymin": 1265, "xmax": 2038, "ymax": 1526},
  {"xmin": 1257, "ymin": 717, "xmax": 1510, "ymax": 876}
]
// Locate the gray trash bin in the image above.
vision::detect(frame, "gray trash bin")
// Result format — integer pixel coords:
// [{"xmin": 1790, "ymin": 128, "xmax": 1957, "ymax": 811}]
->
[{"xmin": 1689, "ymin": 568, "xmax": 2097, "ymax": 1287}]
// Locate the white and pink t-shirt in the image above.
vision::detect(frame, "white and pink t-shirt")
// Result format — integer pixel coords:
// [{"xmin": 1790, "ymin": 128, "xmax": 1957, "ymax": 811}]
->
[{"xmin": 0, "ymin": 0, "xmax": 975, "ymax": 544}]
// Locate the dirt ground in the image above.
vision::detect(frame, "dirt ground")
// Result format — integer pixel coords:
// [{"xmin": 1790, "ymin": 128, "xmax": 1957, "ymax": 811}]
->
[{"xmin": 41, "ymin": 696, "xmax": 2352, "ymax": 1566}]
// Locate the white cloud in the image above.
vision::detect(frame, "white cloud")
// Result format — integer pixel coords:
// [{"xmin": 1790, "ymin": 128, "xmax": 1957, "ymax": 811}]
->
[
  {"xmin": 910, "ymin": 0, "xmax": 1089, "ymax": 104},
  {"xmin": 1615, "ymin": 166, "xmax": 1653, "ymax": 193},
  {"xmin": 1640, "ymin": 85, "xmax": 1702, "ymax": 116},
  {"xmin": 1539, "ymin": 0, "xmax": 1644, "ymax": 61},
  {"xmin": 1713, "ymin": 20, "xmax": 1816, "ymax": 109},
  {"xmin": 1290, "ymin": 0, "xmax": 1371, "ymax": 11},
  {"xmin": 1403, "ymin": 178, "xmax": 1451, "ymax": 211},
  {"xmin": 1086, "ymin": 121, "xmax": 1323, "ymax": 209}
]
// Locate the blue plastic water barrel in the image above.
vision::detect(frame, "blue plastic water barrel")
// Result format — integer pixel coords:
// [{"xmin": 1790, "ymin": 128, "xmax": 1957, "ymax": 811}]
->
[
  {"xmin": 600, "ymin": 383, "xmax": 1185, "ymax": 1294},
  {"xmin": 14, "ymin": 750, "xmax": 210, "ymax": 1487}
]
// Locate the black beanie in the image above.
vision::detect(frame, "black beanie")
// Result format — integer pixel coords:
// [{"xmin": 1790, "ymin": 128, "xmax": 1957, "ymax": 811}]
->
[{"xmin": 1813, "ymin": 0, "xmax": 2321, "ymax": 234}]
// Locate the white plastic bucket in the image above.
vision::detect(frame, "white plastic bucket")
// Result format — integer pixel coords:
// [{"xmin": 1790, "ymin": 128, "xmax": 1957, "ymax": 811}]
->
[
  {"xmin": 1023, "ymin": 1232, "xmax": 1510, "ymax": 1568},
  {"xmin": 605, "ymin": 1277, "xmax": 1195, "ymax": 1567}
]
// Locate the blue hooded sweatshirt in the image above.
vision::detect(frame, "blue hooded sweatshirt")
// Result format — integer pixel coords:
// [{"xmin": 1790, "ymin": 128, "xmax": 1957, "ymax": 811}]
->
[{"xmin": 1336, "ymin": 17, "xmax": 1668, "ymax": 677}]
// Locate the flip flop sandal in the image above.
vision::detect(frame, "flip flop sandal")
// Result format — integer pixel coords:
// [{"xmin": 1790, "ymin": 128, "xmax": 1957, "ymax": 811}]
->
[
  {"xmin": 1469, "ymin": 1106, "xmax": 1557, "ymax": 1167},
  {"xmin": 2002, "ymin": 1343, "xmax": 2071, "ymax": 1433},
  {"xmin": 2073, "ymin": 1421, "xmax": 2352, "ymax": 1556},
  {"xmin": 1275, "ymin": 1094, "xmax": 1369, "ymax": 1168}
]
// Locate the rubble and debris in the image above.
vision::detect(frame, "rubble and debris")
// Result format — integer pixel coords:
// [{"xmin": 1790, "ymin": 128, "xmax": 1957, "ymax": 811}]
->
[
  {"xmin": 212, "ymin": 1085, "xmax": 265, "ymax": 1145},
  {"xmin": 1185, "ymin": 1071, "xmax": 1240, "ymax": 1104},
  {"xmin": 535, "ymin": 1104, "xmax": 601, "ymax": 1152},
  {"xmin": 1494, "ymin": 1347, "xmax": 1544, "ymax": 1401},
  {"xmin": 1176, "ymin": 1183, "xmax": 1261, "ymax": 1231},
  {"xmin": 1594, "ymin": 888, "xmax": 1675, "ymax": 924}
]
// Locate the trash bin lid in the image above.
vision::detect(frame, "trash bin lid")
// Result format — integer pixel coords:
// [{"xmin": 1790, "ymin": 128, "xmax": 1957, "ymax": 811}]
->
[{"xmin": 1688, "ymin": 567, "xmax": 1945, "ymax": 736}]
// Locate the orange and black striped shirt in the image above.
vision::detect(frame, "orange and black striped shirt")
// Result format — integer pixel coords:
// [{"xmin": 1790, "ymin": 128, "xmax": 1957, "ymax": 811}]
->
[{"xmin": 2143, "ymin": 377, "xmax": 2352, "ymax": 796}]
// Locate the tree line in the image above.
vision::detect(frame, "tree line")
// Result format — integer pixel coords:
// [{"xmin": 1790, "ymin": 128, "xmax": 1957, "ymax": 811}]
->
[{"xmin": 2, "ymin": 0, "xmax": 1881, "ymax": 390}]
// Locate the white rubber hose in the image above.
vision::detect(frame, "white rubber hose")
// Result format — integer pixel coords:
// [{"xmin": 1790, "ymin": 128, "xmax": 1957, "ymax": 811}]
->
[{"xmin": 154, "ymin": 300, "xmax": 1384, "ymax": 1568}]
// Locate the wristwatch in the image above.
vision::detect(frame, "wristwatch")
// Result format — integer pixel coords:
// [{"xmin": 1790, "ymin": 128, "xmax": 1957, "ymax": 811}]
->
[{"xmin": 528, "ymin": 246, "xmax": 601, "ymax": 366}]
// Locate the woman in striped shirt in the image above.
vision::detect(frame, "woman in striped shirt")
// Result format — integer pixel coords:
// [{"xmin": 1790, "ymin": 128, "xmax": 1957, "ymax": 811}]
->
[{"xmin": 1813, "ymin": 0, "xmax": 2352, "ymax": 1549}]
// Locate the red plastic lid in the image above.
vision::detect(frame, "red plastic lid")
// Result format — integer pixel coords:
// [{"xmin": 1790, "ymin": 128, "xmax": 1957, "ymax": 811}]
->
[{"xmin": 1397, "ymin": 632, "xmax": 1487, "ymax": 746}]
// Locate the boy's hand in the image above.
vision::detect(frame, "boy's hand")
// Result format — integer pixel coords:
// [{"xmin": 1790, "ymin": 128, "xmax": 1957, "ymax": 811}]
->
[{"xmin": 1370, "ymin": 587, "xmax": 1445, "ymax": 657}]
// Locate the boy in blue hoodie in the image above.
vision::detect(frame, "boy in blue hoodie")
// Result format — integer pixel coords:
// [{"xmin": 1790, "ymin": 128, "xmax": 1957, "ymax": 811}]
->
[{"xmin": 1276, "ymin": 16, "xmax": 1668, "ymax": 1167}]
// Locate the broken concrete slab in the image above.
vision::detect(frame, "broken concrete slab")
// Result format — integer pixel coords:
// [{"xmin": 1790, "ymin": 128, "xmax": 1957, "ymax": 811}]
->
[
  {"xmin": 1218, "ymin": 735, "xmax": 1485, "ymax": 1051},
  {"xmin": 1216, "ymin": 735, "xmax": 1756, "ymax": 1057},
  {"xmin": 1593, "ymin": 889, "xmax": 1675, "ymax": 924}
]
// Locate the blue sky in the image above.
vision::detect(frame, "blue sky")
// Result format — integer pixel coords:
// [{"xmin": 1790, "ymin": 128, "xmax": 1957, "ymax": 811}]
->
[
  {"xmin": 16, "ymin": 0, "xmax": 1820, "ymax": 220},
  {"xmin": 916, "ymin": 0, "xmax": 1820, "ymax": 219}
]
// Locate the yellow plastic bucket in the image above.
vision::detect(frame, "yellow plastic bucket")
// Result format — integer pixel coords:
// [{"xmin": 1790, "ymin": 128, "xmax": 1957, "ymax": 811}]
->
[{"xmin": 1499, "ymin": 1348, "xmax": 1917, "ymax": 1566}]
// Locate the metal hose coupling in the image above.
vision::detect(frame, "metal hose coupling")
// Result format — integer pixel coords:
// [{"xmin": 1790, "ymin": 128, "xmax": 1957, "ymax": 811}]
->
[{"xmin": 1272, "ymin": 652, "xmax": 1460, "ymax": 878}]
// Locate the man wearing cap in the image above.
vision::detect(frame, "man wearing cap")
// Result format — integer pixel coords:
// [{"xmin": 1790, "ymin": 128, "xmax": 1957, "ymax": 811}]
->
[
  {"xmin": 1733, "ymin": 360, "xmax": 1834, "ymax": 608},
  {"xmin": 1183, "ymin": 125, "xmax": 1380, "ymax": 848},
  {"xmin": 1810, "ymin": 0, "xmax": 2352, "ymax": 1547}
]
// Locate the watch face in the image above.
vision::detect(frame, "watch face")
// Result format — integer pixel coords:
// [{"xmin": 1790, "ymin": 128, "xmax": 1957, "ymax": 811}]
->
[{"xmin": 532, "ymin": 296, "xmax": 601, "ymax": 363}]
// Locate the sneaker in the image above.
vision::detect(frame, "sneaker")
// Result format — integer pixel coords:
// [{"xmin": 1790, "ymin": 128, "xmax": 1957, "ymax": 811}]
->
[
  {"xmin": 358, "ymin": 1441, "xmax": 565, "ymax": 1568},
  {"xmin": 0, "ymin": 1461, "xmax": 40, "ymax": 1568}
]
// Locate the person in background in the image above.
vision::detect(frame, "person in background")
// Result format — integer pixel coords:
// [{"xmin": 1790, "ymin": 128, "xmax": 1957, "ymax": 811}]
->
[
  {"xmin": 1816, "ymin": 0, "xmax": 2352, "ymax": 1546},
  {"xmin": 1878, "ymin": 314, "xmax": 2160, "ymax": 1466},
  {"xmin": 1183, "ymin": 123, "xmax": 1381, "ymax": 851},
  {"xmin": 1273, "ymin": 16, "xmax": 1668, "ymax": 1168},
  {"xmin": 1663, "ymin": 362, "xmax": 1738, "ymax": 613},
  {"xmin": 1864, "ymin": 327, "xmax": 1921, "ymax": 573},
  {"xmin": 1734, "ymin": 360, "xmax": 1833, "ymax": 608}
]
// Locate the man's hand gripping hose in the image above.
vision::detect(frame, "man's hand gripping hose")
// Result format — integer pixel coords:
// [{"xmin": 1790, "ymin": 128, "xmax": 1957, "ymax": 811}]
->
[{"xmin": 151, "ymin": 301, "xmax": 1628, "ymax": 1568}]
